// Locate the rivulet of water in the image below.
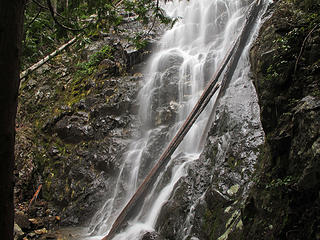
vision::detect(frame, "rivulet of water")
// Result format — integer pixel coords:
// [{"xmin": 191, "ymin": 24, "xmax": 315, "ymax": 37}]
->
[{"xmin": 86, "ymin": 0, "xmax": 268, "ymax": 239}]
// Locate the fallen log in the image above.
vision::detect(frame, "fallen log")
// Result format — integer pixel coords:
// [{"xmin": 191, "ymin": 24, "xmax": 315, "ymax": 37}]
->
[
  {"xmin": 200, "ymin": 0, "xmax": 264, "ymax": 147},
  {"xmin": 20, "ymin": 36, "xmax": 78, "ymax": 81},
  {"xmin": 101, "ymin": 1, "xmax": 264, "ymax": 239}
]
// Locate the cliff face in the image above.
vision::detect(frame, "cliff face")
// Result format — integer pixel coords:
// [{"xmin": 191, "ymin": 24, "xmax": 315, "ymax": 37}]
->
[
  {"xmin": 15, "ymin": 33, "xmax": 155, "ymax": 229},
  {"xmin": 121, "ymin": 1, "xmax": 320, "ymax": 239},
  {"xmin": 156, "ymin": 0, "xmax": 320, "ymax": 239},
  {"xmin": 14, "ymin": 0, "xmax": 320, "ymax": 239},
  {"xmin": 242, "ymin": 0, "xmax": 320, "ymax": 239}
]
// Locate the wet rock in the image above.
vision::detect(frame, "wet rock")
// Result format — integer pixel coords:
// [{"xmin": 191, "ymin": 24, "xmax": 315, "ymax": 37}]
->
[
  {"xmin": 14, "ymin": 223, "xmax": 24, "ymax": 240},
  {"xmin": 241, "ymin": 1, "xmax": 320, "ymax": 239},
  {"xmin": 156, "ymin": 199, "xmax": 186, "ymax": 239},
  {"xmin": 154, "ymin": 102, "xmax": 180, "ymax": 126},
  {"xmin": 29, "ymin": 217, "xmax": 45, "ymax": 228},
  {"xmin": 42, "ymin": 111, "xmax": 73, "ymax": 134},
  {"xmin": 125, "ymin": 44, "xmax": 152, "ymax": 69},
  {"xmin": 205, "ymin": 187, "xmax": 232, "ymax": 210},
  {"xmin": 203, "ymin": 51, "xmax": 216, "ymax": 83},
  {"xmin": 15, "ymin": 211, "xmax": 30, "ymax": 230},
  {"xmin": 150, "ymin": 66, "xmax": 181, "ymax": 126},
  {"xmin": 34, "ymin": 228, "xmax": 48, "ymax": 235},
  {"xmin": 155, "ymin": 20, "xmax": 265, "ymax": 237},
  {"xmin": 14, "ymin": 6, "xmax": 161, "ymax": 234},
  {"xmin": 54, "ymin": 112, "xmax": 94, "ymax": 143},
  {"xmin": 95, "ymin": 59, "xmax": 119, "ymax": 79},
  {"xmin": 142, "ymin": 231, "xmax": 164, "ymax": 240},
  {"xmin": 138, "ymin": 126, "xmax": 170, "ymax": 180},
  {"xmin": 93, "ymin": 154, "xmax": 116, "ymax": 173},
  {"xmin": 13, "ymin": 201, "xmax": 62, "ymax": 240},
  {"xmin": 157, "ymin": 50, "xmax": 184, "ymax": 72},
  {"xmin": 27, "ymin": 232, "xmax": 36, "ymax": 238},
  {"xmin": 90, "ymin": 102, "xmax": 128, "ymax": 117},
  {"xmin": 156, "ymin": 156, "xmax": 212, "ymax": 240}
]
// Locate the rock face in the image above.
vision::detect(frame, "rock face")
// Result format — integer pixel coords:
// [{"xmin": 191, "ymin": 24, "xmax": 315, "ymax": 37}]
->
[
  {"xmin": 14, "ymin": 201, "xmax": 61, "ymax": 240},
  {"xmin": 154, "ymin": 0, "xmax": 320, "ymax": 239},
  {"xmin": 150, "ymin": 51, "xmax": 184, "ymax": 127},
  {"xmin": 241, "ymin": 0, "xmax": 320, "ymax": 239},
  {"xmin": 155, "ymin": 80, "xmax": 265, "ymax": 240},
  {"xmin": 15, "ymin": 31, "xmax": 155, "ymax": 228},
  {"xmin": 15, "ymin": 1, "xmax": 319, "ymax": 239}
]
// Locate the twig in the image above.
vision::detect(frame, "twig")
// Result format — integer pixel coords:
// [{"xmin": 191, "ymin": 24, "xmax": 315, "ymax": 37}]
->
[
  {"xmin": 115, "ymin": 0, "xmax": 124, "ymax": 7},
  {"xmin": 143, "ymin": 0, "xmax": 163, "ymax": 38},
  {"xmin": 32, "ymin": 0, "xmax": 66, "ymax": 20},
  {"xmin": 294, "ymin": 23, "xmax": 319, "ymax": 76},
  {"xmin": 28, "ymin": 184, "xmax": 42, "ymax": 210},
  {"xmin": 146, "ymin": 0, "xmax": 160, "ymax": 36},
  {"xmin": 26, "ymin": 7, "xmax": 42, "ymax": 29},
  {"xmin": 46, "ymin": 0, "xmax": 90, "ymax": 32}
]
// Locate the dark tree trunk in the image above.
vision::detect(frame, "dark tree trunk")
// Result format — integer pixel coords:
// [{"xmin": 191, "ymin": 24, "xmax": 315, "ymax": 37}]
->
[{"xmin": 0, "ymin": 1, "xmax": 25, "ymax": 239}]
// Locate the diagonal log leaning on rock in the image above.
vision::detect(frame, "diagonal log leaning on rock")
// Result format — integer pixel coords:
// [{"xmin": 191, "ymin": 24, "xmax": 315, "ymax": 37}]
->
[{"xmin": 101, "ymin": 1, "xmax": 264, "ymax": 239}]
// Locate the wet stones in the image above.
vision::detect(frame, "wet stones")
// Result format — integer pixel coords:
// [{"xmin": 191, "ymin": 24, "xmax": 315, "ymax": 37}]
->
[
  {"xmin": 15, "ymin": 211, "xmax": 30, "ymax": 231},
  {"xmin": 95, "ymin": 59, "xmax": 119, "ymax": 78},
  {"xmin": 14, "ymin": 223, "xmax": 24, "ymax": 240},
  {"xmin": 203, "ymin": 51, "xmax": 216, "ymax": 83},
  {"xmin": 150, "ymin": 68, "xmax": 181, "ymax": 126},
  {"xmin": 146, "ymin": 50, "xmax": 185, "ymax": 127},
  {"xmin": 124, "ymin": 41, "xmax": 155, "ymax": 69},
  {"xmin": 54, "ymin": 112, "xmax": 93, "ymax": 143},
  {"xmin": 154, "ymin": 103, "xmax": 179, "ymax": 126},
  {"xmin": 14, "ymin": 201, "xmax": 61, "ymax": 240},
  {"xmin": 157, "ymin": 51, "xmax": 184, "ymax": 72},
  {"xmin": 142, "ymin": 231, "xmax": 165, "ymax": 240},
  {"xmin": 37, "ymin": 73, "xmax": 140, "ymax": 225},
  {"xmin": 155, "ymin": 157, "xmax": 212, "ymax": 240},
  {"xmin": 14, "ymin": 5, "xmax": 167, "ymax": 236}
]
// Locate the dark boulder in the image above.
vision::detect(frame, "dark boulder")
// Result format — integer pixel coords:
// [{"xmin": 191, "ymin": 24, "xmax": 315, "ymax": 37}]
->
[
  {"xmin": 54, "ymin": 112, "xmax": 93, "ymax": 143},
  {"xmin": 141, "ymin": 231, "xmax": 164, "ymax": 240}
]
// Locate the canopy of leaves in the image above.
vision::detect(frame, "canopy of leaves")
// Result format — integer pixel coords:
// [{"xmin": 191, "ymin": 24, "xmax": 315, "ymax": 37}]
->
[{"xmin": 23, "ymin": 0, "xmax": 173, "ymax": 68}]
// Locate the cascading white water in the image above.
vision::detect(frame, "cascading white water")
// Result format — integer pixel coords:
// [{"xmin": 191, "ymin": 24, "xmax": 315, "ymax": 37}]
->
[{"xmin": 86, "ymin": 0, "xmax": 267, "ymax": 239}]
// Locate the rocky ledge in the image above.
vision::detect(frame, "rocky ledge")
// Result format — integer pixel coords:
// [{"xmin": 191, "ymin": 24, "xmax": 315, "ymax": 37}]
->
[{"xmin": 242, "ymin": 0, "xmax": 320, "ymax": 239}]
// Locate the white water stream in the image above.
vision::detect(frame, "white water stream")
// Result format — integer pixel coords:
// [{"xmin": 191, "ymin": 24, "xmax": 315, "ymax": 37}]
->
[{"xmin": 84, "ymin": 0, "xmax": 268, "ymax": 239}]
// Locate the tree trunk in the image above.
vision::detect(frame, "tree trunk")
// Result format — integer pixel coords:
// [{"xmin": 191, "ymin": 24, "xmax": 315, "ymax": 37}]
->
[
  {"xmin": 0, "ymin": 1, "xmax": 25, "ymax": 240},
  {"xmin": 52, "ymin": 0, "xmax": 57, "ymax": 16}
]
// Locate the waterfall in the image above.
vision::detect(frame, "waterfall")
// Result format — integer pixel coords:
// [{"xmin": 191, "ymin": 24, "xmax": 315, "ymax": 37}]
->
[{"xmin": 86, "ymin": 0, "xmax": 268, "ymax": 239}]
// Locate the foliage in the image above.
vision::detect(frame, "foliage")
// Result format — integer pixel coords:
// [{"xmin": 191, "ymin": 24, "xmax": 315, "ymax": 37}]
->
[
  {"xmin": 22, "ymin": 0, "xmax": 173, "ymax": 69},
  {"xmin": 76, "ymin": 45, "xmax": 113, "ymax": 76},
  {"xmin": 265, "ymin": 176, "xmax": 295, "ymax": 189},
  {"xmin": 23, "ymin": 7, "xmax": 56, "ymax": 67}
]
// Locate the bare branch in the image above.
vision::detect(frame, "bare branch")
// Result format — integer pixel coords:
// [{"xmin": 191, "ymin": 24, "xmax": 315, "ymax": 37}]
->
[
  {"xmin": 26, "ymin": 7, "xmax": 42, "ymax": 28},
  {"xmin": 46, "ymin": 0, "xmax": 84, "ymax": 32},
  {"xmin": 294, "ymin": 23, "xmax": 319, "ymax": 77},
  {"xmin": 32, "ymin": 0, "xmax": 66, "ymax": 19}
]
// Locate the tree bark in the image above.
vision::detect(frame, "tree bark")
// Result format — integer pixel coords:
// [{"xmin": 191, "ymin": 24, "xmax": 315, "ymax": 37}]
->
[{"xmin": 0, "ymin": 1, "xmax": 25, "ymax": 240}]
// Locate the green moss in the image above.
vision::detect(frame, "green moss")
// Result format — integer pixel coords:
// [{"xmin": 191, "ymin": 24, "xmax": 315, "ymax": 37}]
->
[
  {"xmin": 75, "ymin": 45, "xmax": 113, "ymax": 78},
  {"xmin": 227, "ymin": 185, "xmax": 240, "ymax": 197}
]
